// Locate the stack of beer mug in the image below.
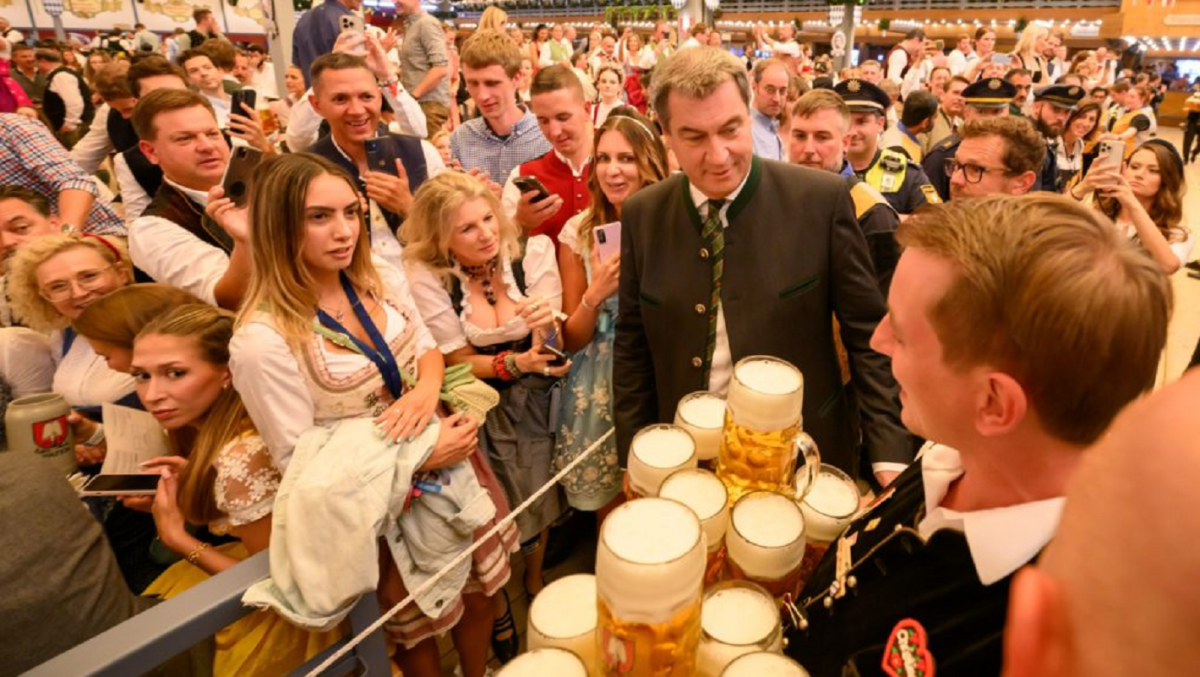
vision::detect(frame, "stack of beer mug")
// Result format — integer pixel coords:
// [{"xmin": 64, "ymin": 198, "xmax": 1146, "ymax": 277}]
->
[
  {"xmin": 526, "ymin": 574, "xmax": 599, "ymax": 675},
  {"xmin": 721, "ymin": 652, "xmax": 811, "ymax": 676},
  {"xmin": 626, "ymin": 424, "xmax": 699, "ymax": 499},
  {"xmin": 794, "ymin": 464, "xmax": 860, "ymax": 590},
  {"xmin": 696, "ymin": 580, "xmax": 783, "ymax": 677},
  {"xmin": 715, "ymin": 356, "xmax": 820, "ymax": 504},
  {"xmin": 725, "ymin": 490, "xmax": 808, "ymax": 599},
  {"xmin": 673, "ymin": 391, "xmax": 727, "ymax": 464},
  {"xmin": 659, "ymin": 468, "xmax": 730, "ymax": 587},
  {"xmin": 596, "ymin": 498, "xmax": 706, "ymax": 676}
]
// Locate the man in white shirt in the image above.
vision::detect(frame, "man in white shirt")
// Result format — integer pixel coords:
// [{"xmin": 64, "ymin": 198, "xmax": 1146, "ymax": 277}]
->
[
  {"xmin": 786, "ymin": 193, "xmax": 1172, "ymax": 675},
  {"xmin": 128, "ymin": 89, "xmax": 251, "ymax": 309},
  {"xmin": 886, "ymin": 29, "xmax": 926, "ymax": 86},
  {"xmin": 946, "ymin": 34, "xmax": 977, "ymax": 76},
  {"xmin": 680, "ymin": 22, "xmax": 707, "ymax": 50}
]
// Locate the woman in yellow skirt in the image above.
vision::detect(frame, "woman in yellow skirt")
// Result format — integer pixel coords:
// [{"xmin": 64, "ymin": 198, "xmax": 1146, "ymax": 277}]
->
[{"xmin": 135, "ymin": 304, "xmax": 342, "ymax": 676}]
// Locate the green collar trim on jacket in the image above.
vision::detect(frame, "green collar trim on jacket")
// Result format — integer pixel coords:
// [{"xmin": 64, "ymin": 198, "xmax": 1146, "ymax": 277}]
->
[{"xmin": 681, "ymin": 155, "xmax": 764, "ymax": 233}]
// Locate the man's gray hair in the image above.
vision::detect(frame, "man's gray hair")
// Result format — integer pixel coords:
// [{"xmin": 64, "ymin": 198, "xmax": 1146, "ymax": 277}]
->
[{"xmin": 651, "ymin": 47, "xmax": 750, "ymax": 132}]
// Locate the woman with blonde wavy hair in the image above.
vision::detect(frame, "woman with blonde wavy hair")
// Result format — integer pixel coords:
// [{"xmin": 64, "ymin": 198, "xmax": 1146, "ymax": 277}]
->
[
  {"xmin": 554, "ymin": 109, "xmax": 668, "ymax": 517},
  {"xmin": 1010, "ymin": 23, "xmax": 1050, "ymax": 84},
  {"xmin": 230, "ymin": 154, "xmax": 516, "ymax": 677},
  {"xmin": 134, "ymin": 303, "xmax": 341, "ymax": 675},
  {"xmin": 402, "ymin": 170, "xmax": 567, "ymax": 663}
]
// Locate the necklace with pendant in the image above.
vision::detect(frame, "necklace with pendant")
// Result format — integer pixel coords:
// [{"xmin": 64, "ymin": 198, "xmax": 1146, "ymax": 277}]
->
[{"xmin": 461, "ymin": 257, "xmax": 501, "ymax": 306}]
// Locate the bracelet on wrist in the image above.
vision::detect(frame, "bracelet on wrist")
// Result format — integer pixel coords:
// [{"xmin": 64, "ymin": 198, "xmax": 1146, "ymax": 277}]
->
[
  {"xmin": 580, "ymin": 295, "xmax": 597, "ymax": 312},
  {"xmin": 185, "ymin": 542, "xmax": 211, "ymax": 565},
  {"xmin": 505, "ymin": 351, "xmax": 523, "ymax": 378}
]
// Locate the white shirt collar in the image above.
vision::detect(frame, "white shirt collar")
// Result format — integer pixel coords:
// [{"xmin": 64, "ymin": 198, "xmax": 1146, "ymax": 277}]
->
[
  {"xmin": 164, "ymin": 177, "xmax": 212, "ymax": 207},
  {"xmin": 918, "ymin": 443, "xmax": 1065, "ymax": 586},
  {"xmin": 553, "ymin": 149, "xmax": 592, "ymax": 177},
  {"xmin": 687, "ymin": 163, "xmax": 753, "ymax": 216}
]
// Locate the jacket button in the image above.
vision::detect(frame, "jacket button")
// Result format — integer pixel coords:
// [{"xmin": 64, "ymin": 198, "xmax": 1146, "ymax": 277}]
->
[
  {"xmin": 699, "ymin": 248, "xmax": 710, "ymax": 259},
  {"xmin": 694, "ymin": 303, "xmax": 705, "ymax": 314},
  {"xmin": 691, "ymin": 357, "xmax": 703, "ymax": 368}
]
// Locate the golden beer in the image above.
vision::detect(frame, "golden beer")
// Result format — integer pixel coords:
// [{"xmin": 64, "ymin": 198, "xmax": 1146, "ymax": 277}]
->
[
  {"xmin": 659, "ymin": 468, "xmax": 731, "ymax": 588},
  {"xmin": 720, "ymin": 652, "xmax": 811, "ymax": 677},
  {"xmin": 716, "ymin": 357, "xmax": 808, "ymax": 502},
  {"xmin": 674, "ymin": 392, "xmax": 727, "ymax": 462},
  {"xmin": 795, "ymin": 464, "xmax": 859, "ymax": 590},
  {"xmin": 258, "ymin": 107, "xmax": 279, "ymax": 135},
  {"xmin": 596, "ymin": 498, "xmax": 706, "ymax": 676},
  {"xmin": 725, "ymin": 491, "xmax": 807, "ymax": 600},
  {"xmin": 627, "ymin": 424, "xmax": 698, "ymax": 500},
  {"xmin": 696, "ymin": 581, "xmax": 784, "ymax": 677},
  {"xmin": 496, "ymin": 648, "xmax": 590, "ymax": 677},
  {"xmin": 528, "ymin": 575, "xmax": 599, "ymax": 675}
]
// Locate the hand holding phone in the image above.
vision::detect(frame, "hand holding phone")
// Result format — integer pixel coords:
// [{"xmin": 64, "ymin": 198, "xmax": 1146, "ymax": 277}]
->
[
  {"xmin": 220, "ymin": 146, "xmax": 265, "ymax": 208},
  {"xmin": 512, "ymin": 175, "xmax": 551, "ymax": 203},
  {"xmin": 79, "ymin": 474, "xmax": 161, "ymax": 497},
  {"xmin": 593, "ymin": 222, "xmax": 621, "ymax": 262}
]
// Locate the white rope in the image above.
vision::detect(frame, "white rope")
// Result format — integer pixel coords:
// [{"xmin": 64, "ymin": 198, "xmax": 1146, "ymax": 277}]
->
[{"xmin": 303, "ymin": 426, "xmax": 616, "ymax": 677}]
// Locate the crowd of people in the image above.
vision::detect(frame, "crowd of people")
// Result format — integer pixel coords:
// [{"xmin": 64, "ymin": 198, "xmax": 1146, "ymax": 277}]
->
[{"xmin": 0, "ymin": 4, "xmax": 1197, "ymax": 677}]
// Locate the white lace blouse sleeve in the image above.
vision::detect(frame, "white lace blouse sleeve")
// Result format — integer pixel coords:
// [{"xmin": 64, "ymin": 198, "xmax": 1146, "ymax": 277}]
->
[
  {"xmin": 229, "ymin": 322, "xmax": 314, "ymax": 472},
  {"xmin": 523, "ymin": 234, "xmax": 564, "ymax": 312},
  {"xmin": 558, "ymin": 212, "xmax": 584, "ymax": 256},
  {"xmin": 213, "ymin": 435, "xmax": 281, "ymax": 527},
  {"xmin": 405, "ymin": 263, "xmax": 469, "ymax": 354},
  {"xmin": 1170, "ymin": 233, "xmax": 1195, "ymax": 270},
  {"xmin": 376, "ymin": 257, "xmax": 438, "ymax": 355}
]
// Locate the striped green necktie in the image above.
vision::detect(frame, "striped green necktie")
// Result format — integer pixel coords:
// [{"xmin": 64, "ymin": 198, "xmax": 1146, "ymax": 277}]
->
[{"xmin": 701, "ymin": 198, "xmax": 725, "ymax": 382}]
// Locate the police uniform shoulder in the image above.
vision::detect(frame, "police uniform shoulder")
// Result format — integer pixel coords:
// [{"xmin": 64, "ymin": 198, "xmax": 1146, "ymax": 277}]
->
[
  {"xmin": 933, "ymin": 135, "xmax": 960, "ymax": 153},
  {"xmin": 847, "ymin": 179, "xmax": 891, "ymax": 218}
]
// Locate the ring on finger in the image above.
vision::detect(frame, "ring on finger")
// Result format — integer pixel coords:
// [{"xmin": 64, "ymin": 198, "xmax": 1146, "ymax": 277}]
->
[{"xmin": 543, "ymin": 367, "xmax": 550, "ymax": 376}]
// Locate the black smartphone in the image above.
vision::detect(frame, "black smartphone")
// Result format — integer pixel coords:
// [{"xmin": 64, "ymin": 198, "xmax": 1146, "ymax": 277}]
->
[
  {"xmin": 513, "ymin": 175, "xmax": 551, "ymax": 203},
  {"xmin": 364, "ymin": 137, "xmax": 389, "ymax": 173},
  {"xmin": 539, "ymin": 326, "xmax": 568, "ymax": 367},
  {"xmin": 231, "ymin": 88, "xmax": 257, "ymax": 118},
  {"xmin": 79, "ymin": 474, "xmax": 160, "ymax": 497},
  {"xmin": 221, "ymin": 146, "xmax": 265, "ymax": 207}
]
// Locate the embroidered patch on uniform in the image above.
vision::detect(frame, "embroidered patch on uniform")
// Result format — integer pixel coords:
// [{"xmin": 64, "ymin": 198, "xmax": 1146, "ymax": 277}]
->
[
  {"xmin": 920, "ymin": 184, "xmax": 943, "ymax": 204},
  {"xmin": 988, "ymin": 78, "xmax": 1001, "ymax": 90},
  {"xmin": 848, "ymin": 79, "xmax": 862, "ymax": 92},
  {"xmin": 1069, "ymin": 86, "xmax": 1080, "ymax": 97},
  {"xmin": 882, "ymin": 619, "xmax": 935, "ymax": 677}
]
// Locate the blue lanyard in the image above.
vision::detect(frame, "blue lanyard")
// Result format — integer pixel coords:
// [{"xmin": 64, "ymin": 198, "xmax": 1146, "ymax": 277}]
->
[{"xmin": 316, "ymin": 273, "xmax": 404, "ymax": 400}]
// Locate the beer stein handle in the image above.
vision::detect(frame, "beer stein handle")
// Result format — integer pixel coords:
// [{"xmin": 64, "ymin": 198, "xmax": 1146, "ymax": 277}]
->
[{"xmin": 791, "ymin": 433, "xmax": 821, "ymax": 503}]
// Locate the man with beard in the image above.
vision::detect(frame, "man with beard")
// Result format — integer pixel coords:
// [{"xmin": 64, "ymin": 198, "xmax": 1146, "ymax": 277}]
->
[
  {"xmin": 1030, "ymin": 83, "xmax": 1085, "ymax": 192},
  {"xmin": 750, "ymin": 58, "xmax": 789, "ymax": 160}
]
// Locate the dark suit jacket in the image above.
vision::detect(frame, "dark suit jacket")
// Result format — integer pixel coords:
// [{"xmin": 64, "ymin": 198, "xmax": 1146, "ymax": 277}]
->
[{"xmin": 613, "ymin": 157, "xmax": 909, "ymax": 477}]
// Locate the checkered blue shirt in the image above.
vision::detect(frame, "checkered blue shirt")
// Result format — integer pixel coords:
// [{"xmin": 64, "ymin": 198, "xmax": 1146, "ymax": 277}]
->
[
  {"xmin": 0, "ymin": 114, "xmax": 125, "ymax": 236},
  {"xmin": 449, "ymin": 110, "xmax": 551, "ymax": 185}
]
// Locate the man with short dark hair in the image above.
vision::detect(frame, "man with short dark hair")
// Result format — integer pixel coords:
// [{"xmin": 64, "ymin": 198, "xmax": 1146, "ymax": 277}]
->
[
  {"xmin": 179, "ymin": 48, "xmax": 269, "ymax": 153},
  {"xmin": 451, "ymin": 31, "xmax": 551, "ymax": 187},
  {"xmin": 947, "ymin": 33, "xmax": 976, "ymax": 76},
  {"xmin": 112, "ymin": 56, "xmax": 191, "ymax": 218},
  {"xmin": 786, "ymin": 193, "xmax": 1172, "ymax": 677},
  {"xmin": 200, "ymin": 39, "xmax": 243, "ymax": 95},
  {"xmin": 69, "ymin": 61, "xmax": 139, "ymax": 175},
  {"xmin": 1005, "ymin": 67, "xmax": 1034, "ymax": 115},
  {"xmin": 750, "ymin": 58, "xmax": 789, "ymax": 160},
  {"xmin": 616, "ymin": 48, "xmax": 908, "ymax": 484},
  {"xmin": 128, "ymin": 89, "xmax": 250, "ymax": 309},
  {"xmin": 502, "ymin": 64, "xmax": 593, "ymax": 246},
  {"xmin": 133, "ymin": 22, "xmax": 160, "ymax": 54},
  {"xmin": 232, "ymin": 48, "xmax": 254, "ymax": 87},
  {"xmin": 307, "ymin": 52, "xmax": 443, "ymax": 269},
  {"xmin": 886, "ymin": 29, "xmax": 926, "ymax": 86},
  {"xmin": 182, "ymin": 8, "xmax": 224, "ymax": 52},
  {"xmin": 948, "ymin": 116, "xmax": 1044, "ymax": 200},
  {"xmin": 9, "ymin": 44, "xmax": 44, "ymax": 105},
  {"xmin": 922, "ymin": 76, "xmax": 1016, "ymax": 200},
  {"xmin": 35, "ymin": 47, "xmax": 93, "ymax": 146},
  {"xmin": 880, "ymin": 89, "xmax": 938, "ymax": 162}
]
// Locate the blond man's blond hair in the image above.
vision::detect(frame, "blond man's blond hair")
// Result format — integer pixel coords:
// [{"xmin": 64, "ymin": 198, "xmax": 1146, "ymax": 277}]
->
[
  {"xmin": 461, "ymin": 30, "xmax": 523, "ymax": 79},
  {"xmin": 899, "ymin": 195, "xmax": 1171, "ymax": 445}
]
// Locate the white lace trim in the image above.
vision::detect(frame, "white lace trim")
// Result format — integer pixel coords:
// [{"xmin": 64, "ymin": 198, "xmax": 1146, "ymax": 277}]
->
[{"xmin": 213, "ymin": 434, "xmax": 281, "ymax": 528}]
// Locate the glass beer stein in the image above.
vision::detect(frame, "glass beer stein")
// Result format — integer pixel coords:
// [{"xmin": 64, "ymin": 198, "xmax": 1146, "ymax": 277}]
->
[
  {"xmin": 696, "ymin": 581, "xmax": 784, "ymax": 677},
  {"xmin": 596, "ymin": 498, "xmax": 706, "ymax": 677},
  {"xmin": 716, "ymin": 356, "xmax": 806, "ymax": 502},
  {"xmin": 528, "ymin": 574, "xmax": 599, "ymax": 675},
  {"xmin": 659, "ymin": 468, "xmax": 731, "ymax": 587},
  {"xmin": 721, "ymin": 652, "xmax": 811, "ymax": 677},
  {"xmin": 674, "ymin": 392, "xmax": 727, "ymax": 462},
  {"xmin": 627, "ymin": 424, "xmax": 698, "ymax": 499},
  {"xmin": 496, "ymin": 648, "xmax": 590, "ymax": 677},
  {"xmin": 795, "ymin": 464, "xmax": 859, "ymax": 590},
  {"xmin": 725, "ymin": 491, "xmax": 807, "ymax": 600}
]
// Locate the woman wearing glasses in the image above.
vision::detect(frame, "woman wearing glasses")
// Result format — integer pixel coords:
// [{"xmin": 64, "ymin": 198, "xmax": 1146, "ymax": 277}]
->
[{"xmin": 9, "ymin": 233, "xmax": 137, "ymax": 413}]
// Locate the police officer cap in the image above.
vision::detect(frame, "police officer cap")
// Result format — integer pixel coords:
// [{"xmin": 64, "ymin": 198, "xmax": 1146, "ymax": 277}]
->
[
  {"xmin": 963, "ymin": 78, "xmax": 1016, "ymax": 109},
  {"xmin": 1034, "ymin": 83, "xmax": 1086, "ymax": 110},
  {"xmin": 834, "ymin": 78, "xmax": 891, "ymax": 115}
]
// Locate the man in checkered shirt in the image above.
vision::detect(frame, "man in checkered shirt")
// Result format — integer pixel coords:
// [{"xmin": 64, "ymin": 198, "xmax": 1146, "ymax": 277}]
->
[{"xmin": 0, "ymin": 114, "xmax": 124, "ymax": 237}]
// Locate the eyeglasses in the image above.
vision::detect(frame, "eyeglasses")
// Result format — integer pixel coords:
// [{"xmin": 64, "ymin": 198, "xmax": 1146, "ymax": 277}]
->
[
  {"xmin": 944, "ymin": 158, "xmax": 1012, "ymax": 184},
  {"xmin": 39, "ymin": 265, "xmax": 116, "ymax": 302}
]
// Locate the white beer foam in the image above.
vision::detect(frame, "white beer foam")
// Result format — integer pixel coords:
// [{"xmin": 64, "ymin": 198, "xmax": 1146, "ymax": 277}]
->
[
  {"xmin": 530, "ymin": 574, "xmax": 597, "ymax": 639},
  {"xmin": 722, "ymin": 651, "xmax": 811, "ymax": 676},
  {"xmin": 728, "ymin": 358, "xmax": 804, "ymax": 431},
  {"xmin": 736, "ymin": 360, "xmax": 802, "ymax": 395},
  {"xmin": 661, "ymin": 469, "xmax": 731, "ymax": 549},
  {"xmin": 702, "ymin": 587, "xmax": 777, "ymax": 645},
  {"xmin": 597, "ymin": 498, "xmax": 706, "ymax": 624},
  {"xmin": 496, "ymin": 647, "xmax": 589, "ymax": 676},
  {"xmin": 679, "ymin": 395, "xmax": 727, "ymax": 428},
  {"xmin": 633, "ymin": 426, "xmax": 695, "ymax": 468},
  {"xmin": 733, "ymin": 493, "xmax": 804, "ymax": 548}
]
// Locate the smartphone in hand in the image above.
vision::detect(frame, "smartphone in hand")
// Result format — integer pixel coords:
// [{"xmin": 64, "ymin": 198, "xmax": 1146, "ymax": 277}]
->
[
  {"xmin": 513, "ymin": 175, "xmax": 552, "ymax": 203},
  {"xmin": 593, "ymin": 222, "xmax": 621, "ymax": 262},
  {"xmin": 221, "ymin": 146, "xmax": 265, "ymax": 208},
  {"xmin": 231, "ymin": 88, "xmax": 257, "ymax": 116}
]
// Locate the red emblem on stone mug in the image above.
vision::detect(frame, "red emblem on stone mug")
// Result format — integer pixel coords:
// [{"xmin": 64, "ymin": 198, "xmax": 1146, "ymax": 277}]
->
[{"xmin": 33, "ymin": 415, "xmax": 69, "ymax": 449}]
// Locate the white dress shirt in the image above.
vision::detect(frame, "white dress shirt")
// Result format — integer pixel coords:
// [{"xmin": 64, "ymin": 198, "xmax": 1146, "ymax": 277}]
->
[
  {"xmin": 918, "ymin": 443, "xmax": 1065, "ymax": 585},
  {"xmin": 47, "ymin": 70, "xmax": 86, "ymax": 129},
  {"xmin": 69, "ymin": 104, "xmax": 115, "ymax": 174},
  {"xmin": 113, "ymin": 152, "xmax": 153, "ymax": 221},
  {"xmin": 128, "ymin": 179, "xmax": 229, "ymax": 305}
]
